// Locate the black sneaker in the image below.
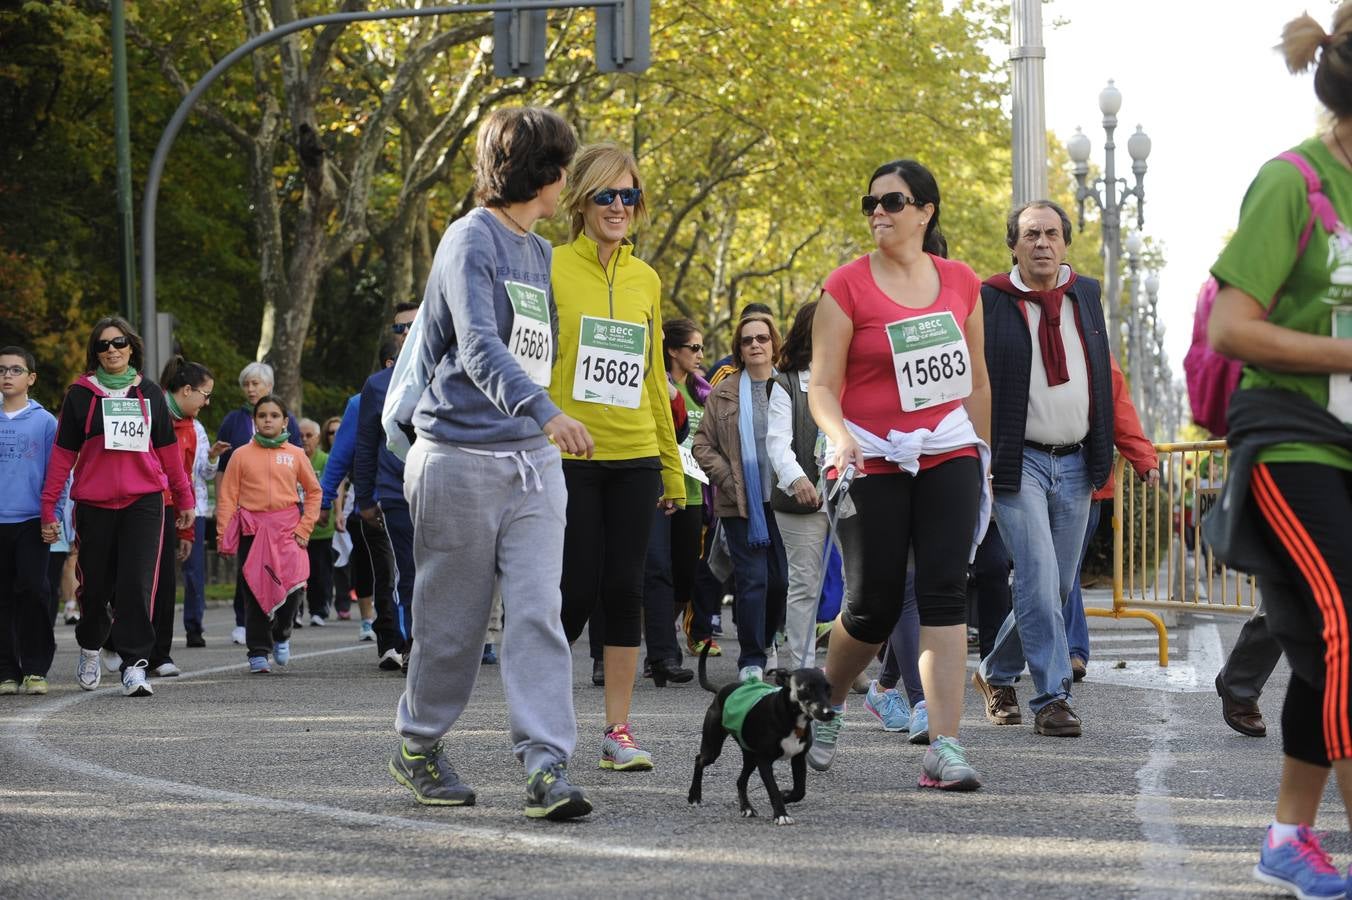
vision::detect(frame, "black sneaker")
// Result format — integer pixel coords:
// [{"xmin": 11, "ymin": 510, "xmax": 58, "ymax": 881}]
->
[
  {"xmin": 186, "ymin": 633, "xmax": 206, "ymax": 648},
  {"xmin": 524, "ymin": 761, "xmax": 592, "ymax": 821},
  {"xmin": 388, "ymin": 741, "xmax": 476, "ymax": 806}
]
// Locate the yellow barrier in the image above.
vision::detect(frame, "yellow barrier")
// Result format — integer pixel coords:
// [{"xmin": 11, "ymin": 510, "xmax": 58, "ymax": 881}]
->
[{"xmin": 1085, "ymin": 440, "xmax": 1259, "ymax": 666}]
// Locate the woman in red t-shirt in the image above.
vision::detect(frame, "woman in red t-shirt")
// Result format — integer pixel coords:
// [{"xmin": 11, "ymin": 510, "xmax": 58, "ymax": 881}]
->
[{"xmin": 807, "ymin": 159, "xmax": 992, "ymax": 791}]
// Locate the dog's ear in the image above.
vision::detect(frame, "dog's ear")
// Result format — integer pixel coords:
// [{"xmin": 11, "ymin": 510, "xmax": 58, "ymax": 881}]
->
[{"xmin": 763, "ymin": 668, "xmax": 791, "ymax": 686}]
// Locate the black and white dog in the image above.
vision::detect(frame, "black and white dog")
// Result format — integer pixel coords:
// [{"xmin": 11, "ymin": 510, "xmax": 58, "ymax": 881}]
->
[{"xmin": 687, "ymin": 647, "xmax": 835, "ymax": 825}]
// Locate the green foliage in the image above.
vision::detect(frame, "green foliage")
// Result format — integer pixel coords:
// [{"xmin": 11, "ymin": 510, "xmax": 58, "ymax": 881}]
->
[{"xmin": 5, "ymin": 0, "xmax": 1021, "ymax": 418}]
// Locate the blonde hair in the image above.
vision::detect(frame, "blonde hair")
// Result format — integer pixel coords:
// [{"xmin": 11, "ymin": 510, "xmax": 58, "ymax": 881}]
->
[
  {"xmin": 1281, "ymin": 3, "xmax": 1352, "ymax": 117},
  {"xmin": 562, "ymin": 143, "xmax": 650, "ymax": 241}
]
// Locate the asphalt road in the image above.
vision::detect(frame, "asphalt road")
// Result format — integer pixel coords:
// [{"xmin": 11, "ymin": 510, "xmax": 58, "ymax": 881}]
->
[{"xmin": 0, "ymin": 596, "xmax": 1341, "ymax": 900}]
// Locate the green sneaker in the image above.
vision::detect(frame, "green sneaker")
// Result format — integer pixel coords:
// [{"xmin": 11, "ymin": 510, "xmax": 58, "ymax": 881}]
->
[
  {"xmin": 20, "ymin": 675, "xmax": 48, "ymax": 695},
  {"xmin": 524, "ymin": 761, "xmax": 592, "ymax": 821},
  {"xmin": 388, "ymin": 741, "xmax": 476, "ymax": 806},
  {"xmin": 919, "ymin": 735, "xmax": 982, "ymax": 791},
  {"xmin": 0, "ymin": 679, "xmax": 17, "ymax": 696}
]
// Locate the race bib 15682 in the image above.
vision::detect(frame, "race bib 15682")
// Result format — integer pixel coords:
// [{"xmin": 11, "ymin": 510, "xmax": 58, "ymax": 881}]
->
[
  {"xmin": 572, "ymin": 315, "xmax": 647, "ymax": 408},
  {"xmin": 885, "ymin": 311, "xmax": 972, "ymax": 412},
  {"xmin": 102, "ymin": 398, "xmax": 150, "ymax": 452}
]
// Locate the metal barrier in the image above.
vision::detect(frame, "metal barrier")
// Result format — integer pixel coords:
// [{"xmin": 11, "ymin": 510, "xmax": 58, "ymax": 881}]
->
[{"xmin": 1085, "ymin": 440, "xmax": 1259, "ymax": 666}]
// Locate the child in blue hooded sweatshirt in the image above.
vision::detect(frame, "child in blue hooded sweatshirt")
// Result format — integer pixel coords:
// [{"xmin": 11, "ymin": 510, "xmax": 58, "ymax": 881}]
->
[{"xmin": 0, "ymin": 346, "xmax": 60, "ymax": 695}]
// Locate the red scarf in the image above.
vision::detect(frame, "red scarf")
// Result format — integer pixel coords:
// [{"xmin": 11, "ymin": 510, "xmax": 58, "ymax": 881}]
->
[{"xmin": 985, "ymin": 269, "xmax": 1079, "ymax": 386}]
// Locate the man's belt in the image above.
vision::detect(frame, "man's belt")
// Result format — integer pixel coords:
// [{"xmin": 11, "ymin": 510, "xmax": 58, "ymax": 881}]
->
[{"xmin": 1024, "ymin": 439, "xmax": 1085, "ymax": 457}]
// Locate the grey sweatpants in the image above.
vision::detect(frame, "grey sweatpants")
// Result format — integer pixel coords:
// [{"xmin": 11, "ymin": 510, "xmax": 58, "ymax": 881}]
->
[{"xmin": 395, "ymin": 439, "xmax": 576, "ymax": 774}]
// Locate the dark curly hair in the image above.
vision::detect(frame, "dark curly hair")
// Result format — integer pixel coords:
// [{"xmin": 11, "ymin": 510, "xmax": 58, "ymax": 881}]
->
[{"xmin": 474, "ymin": 107, "xmax": 578, "ymax": 208}]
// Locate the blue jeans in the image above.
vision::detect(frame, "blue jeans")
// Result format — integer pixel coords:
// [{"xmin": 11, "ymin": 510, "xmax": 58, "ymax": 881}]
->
[
  {"xmin": 1064, "ymin": 500, "xmax": 1102, "ymax": 663},
  {"xmin": 182, "ymin": 516, "xmax": 206, "ymax": 635},
  {"xmin": 721, "ymin": 507, "xmax": 788, "ymax": 670},
  {"xmin": 980, "ymin": 446, "xmax": 1092, "ymax": 713}
]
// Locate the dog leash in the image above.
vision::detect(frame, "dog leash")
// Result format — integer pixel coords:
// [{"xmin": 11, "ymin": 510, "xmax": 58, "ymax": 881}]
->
[{"xmin": 799, "ymin": 463, "xmax": 856, "ymax": 668}]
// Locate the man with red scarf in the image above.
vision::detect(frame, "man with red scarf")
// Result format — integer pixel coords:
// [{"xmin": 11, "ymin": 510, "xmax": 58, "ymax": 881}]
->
[{"xmin": 970, "ymin": 200, "xmax": 1114, "ymax": 739}]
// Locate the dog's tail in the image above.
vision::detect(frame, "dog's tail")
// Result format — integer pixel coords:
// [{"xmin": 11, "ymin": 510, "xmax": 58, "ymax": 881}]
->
[{"xmin": 698, "ymin": 640, "xmax": 721, "ymax": 693}]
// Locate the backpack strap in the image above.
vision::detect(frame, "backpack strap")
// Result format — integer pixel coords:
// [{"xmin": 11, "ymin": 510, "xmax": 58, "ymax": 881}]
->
[{"xmin": 1275, "ymin": 150, "xmax": 1345, "ymax": 254}]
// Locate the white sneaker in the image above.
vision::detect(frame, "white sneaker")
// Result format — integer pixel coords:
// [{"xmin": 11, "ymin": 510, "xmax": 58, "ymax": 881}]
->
[
  {"xmin": 152, "ymin": 662, "xmax": 181, "ymax": 677},
  {"xmin": 63, "ymin": 599, "xmax": 80, "ymax": 625},
  {"xmin": 378, "ymin": 648, "xmax": 403, "ymax": 671},
  {"xmin": 76, "ymin": 648, "xmax": 101, "ymax": 691},
  {"xmin": 231, "ymin": 626, "xmax": 246, "ymax": 645},
  {"xmin": 100, "ymin": 648, "xmax": 122, "ymax": 673},
  {"xmin": 309, "ymin": 615, "xmax": 326, "ymax": 627},
  {"xmin": 738, "ymin": 665, "xmax": 764, "ymax": 682},
  {"xmin": 358, "ymin": 620, "xmax": 375, "ymax": 642},
  {"xmin": 121, "ymin": 662, "xmax": 153, "ymax": 697}
]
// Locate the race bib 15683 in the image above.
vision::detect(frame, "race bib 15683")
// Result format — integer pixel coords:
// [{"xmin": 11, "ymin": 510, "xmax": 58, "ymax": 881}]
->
[{"xmin": 885, "ymin": 311, "xmax": 972, "ymax": 412}]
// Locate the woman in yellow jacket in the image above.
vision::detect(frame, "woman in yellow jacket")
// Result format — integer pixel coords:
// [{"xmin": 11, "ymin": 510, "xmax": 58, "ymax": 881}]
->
[{"xmin": 551, "ymin": 143, "xmax": 684, "ymax": 772}]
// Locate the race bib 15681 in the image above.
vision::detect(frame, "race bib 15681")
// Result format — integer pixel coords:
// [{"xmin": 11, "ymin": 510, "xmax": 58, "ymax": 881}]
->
[
  {"xmin": 505, "ymin": 280, "xmax": 553, "ymax": 388},
  {"xmin": 572, "ymin": 315, "xmax": 647, "ymax": 408},
  {"xmin": 885, "ymin": 311, "xmax": 972, "ymax": 412}
]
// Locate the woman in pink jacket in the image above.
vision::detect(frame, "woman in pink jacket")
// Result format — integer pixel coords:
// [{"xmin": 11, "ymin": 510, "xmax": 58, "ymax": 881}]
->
[{"xmin": 40, "ymin": 316, "xmax": 194, "ymax": 698}]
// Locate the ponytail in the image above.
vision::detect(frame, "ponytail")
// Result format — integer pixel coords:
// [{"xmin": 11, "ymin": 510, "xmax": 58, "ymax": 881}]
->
[{"xmin": 160, "ymin": 355, "xmax": 214, "ymax": 392}]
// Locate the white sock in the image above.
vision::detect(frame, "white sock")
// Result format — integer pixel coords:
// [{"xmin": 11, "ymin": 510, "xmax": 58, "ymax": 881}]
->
[
  {"xmin": 1269, "ymin": 821, "xmax": 1303, "ymax": 845},
  {"xmin": 832, "ymin": 702, "xmax": 846, "ymax": 714}
]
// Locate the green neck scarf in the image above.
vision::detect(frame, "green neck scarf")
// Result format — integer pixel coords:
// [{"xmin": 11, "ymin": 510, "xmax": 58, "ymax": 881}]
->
[
  {"xmin": 166, "ymin": 393, "xmax": 185, "ymax": 420},
  {"xmin": 95, "ymin": 366, "xmax": 137, "ymax": 391},
  {"xmin": 253, "ymin": 430, "xmax": 290, "ymax": 449}
]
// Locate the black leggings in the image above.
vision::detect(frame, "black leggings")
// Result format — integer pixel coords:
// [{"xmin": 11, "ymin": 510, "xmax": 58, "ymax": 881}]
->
[
  {"xmin": 560, "ymin": 463, "xmax": 662, "ymax": 648},
  {"xmin": 842, "ymin": 456, "xmax": 981, "ymax": 642},
  {"xmin": 1251, "ymin": 462, "xmax": 1352, "ymax": 767}
]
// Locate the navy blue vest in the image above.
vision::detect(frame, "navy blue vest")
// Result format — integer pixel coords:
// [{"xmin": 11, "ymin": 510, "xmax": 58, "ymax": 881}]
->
[{"xmin": 981, "ymin": 275, "xmax": 1114, "ymax": 492}]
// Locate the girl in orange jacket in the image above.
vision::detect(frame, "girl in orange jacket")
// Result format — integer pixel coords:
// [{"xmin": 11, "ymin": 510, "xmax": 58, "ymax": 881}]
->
[{"xmin": 216, "ymin": 395, "xmax": 320, "ymax": 673}]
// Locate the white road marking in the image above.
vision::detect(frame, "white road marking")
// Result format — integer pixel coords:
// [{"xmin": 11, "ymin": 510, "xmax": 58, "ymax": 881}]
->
[
  {"xmin": 1, "ymin": 645, "xmax": 681, "ymax": 861},
  {"xmin": 1086, "ymin": 623, "xmax": 1224, "ymax": 694},
  {"xmin": 1134, "ymin": 690, "xmax": 1190, "ymax": 897}
]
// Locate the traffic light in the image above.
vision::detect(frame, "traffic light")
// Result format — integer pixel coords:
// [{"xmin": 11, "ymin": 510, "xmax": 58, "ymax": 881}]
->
[
  {"xmin": 595, "ymin": 0, "xmax": 649, "ymax": 73},
  {"xmin": 491, "ymin": 1, "xmax": 650, "ymax": 78},
  {"xmin": 492, "ymin": 8, "xmax": 546, "ymax": 78}
]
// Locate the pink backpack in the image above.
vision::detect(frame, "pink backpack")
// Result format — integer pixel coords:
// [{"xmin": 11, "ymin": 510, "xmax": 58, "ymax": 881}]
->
[{"xmin": 1185, "ymin": 151, "xmax": 1344, "ymax": 436}]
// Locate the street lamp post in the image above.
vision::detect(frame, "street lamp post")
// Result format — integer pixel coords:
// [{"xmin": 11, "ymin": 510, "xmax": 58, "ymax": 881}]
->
[
  {"xmin": 1144, "ymin": 271, "xmax": 1162, "ymax": 438},
  {"xmin": 1066, "ymin": 80, "xmax": 1151, "ymax": 362},
  {"xmin": 1124, "ymin": 229, "xmax": 1144, "ymax": 415}
]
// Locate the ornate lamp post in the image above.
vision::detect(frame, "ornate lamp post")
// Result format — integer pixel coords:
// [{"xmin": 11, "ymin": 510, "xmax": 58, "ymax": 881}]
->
[{"xmin": 1066, "ymin": 80, "xmax": 1152, "ymax": 361}]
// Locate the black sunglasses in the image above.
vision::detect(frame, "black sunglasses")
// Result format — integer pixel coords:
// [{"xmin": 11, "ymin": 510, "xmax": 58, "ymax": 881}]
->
[
  {"xmin": 861, "ymin": 192, "xmax": 917, "ymax": 216},
  {"xmin": 592, "ymin": 188, "xmax": 642, "ymax": 207},
  {"xmin": 679, "ymin": 343, "xmax": 703, "ymax": 353},
  {"xmin": 739, "ymin": 333, "xmax": 771, "ymax": 347},
  {"xmin": 391, "ymin": 322, "xmax": 412, "ymax": 335},
  {"xmin": 94, "ymin": 336, "xmax": 132, "ymax": 353}
]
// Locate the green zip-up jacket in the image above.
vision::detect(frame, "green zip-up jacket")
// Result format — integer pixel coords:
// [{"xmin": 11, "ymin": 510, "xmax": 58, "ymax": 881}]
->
[{"xmin": 550, "ymin": 232, "xmax": 684, "ymax": 502}]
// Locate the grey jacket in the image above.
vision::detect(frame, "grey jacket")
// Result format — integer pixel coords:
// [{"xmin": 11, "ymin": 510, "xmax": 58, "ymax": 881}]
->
[{"xmin": 412, "ymin": 208, "xmax": 561, "ymax": 450}]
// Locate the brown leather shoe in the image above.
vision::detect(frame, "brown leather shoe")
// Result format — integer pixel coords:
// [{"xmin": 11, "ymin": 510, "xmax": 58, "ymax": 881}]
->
[
  {"xmin": 1216, "ymin": 674, "xmax": 1267, "ymax": 737},
  {"xmin": 971, "ymin": 670, "xmax": 1022, "ymax": 725},
  {"xmin": 1033, "ymin": 699, "xmax": 1082, "ymax": 737},
  {"xmin": 1071, "ymin": 656, "xmax": 1086, "ymax": 683}
]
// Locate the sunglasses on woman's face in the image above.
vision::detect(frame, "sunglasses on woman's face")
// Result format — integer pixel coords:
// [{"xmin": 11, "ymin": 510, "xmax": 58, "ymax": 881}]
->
[
  {"xmin": 94, "ymin": 336, "xmax": 131, "ymax": 353},
  {"xmin": 860, "ymin": 192, "xmax": 916, "ymax": 216},
  {"xmin": 326, "ymin": 430, "xmax": 339, "ymax": 439},
  {"xmin": 391, "ymin": 322, "xmax": 412, "ymax": 335},
  {"xmin": 679, "ymin": 343, "xmax": 703, "ymax": 353},
  {"xmin": 592, "ymin": 188, "xmax": 642, "ymax": 207},
  {"xmin": 739, "ymin": 333, "xmax": 771, "ymax": 347}
]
